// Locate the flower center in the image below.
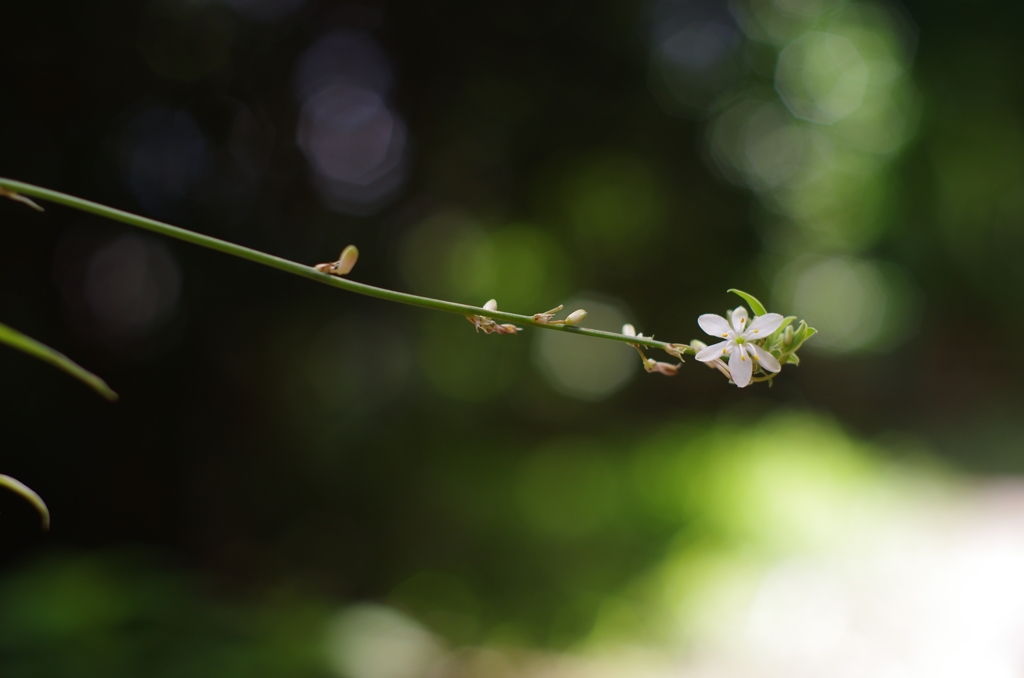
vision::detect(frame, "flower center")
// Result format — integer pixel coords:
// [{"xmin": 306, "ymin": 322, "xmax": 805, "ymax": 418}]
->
[{"xmin": 735, "ymin": 336, "xmax": 746, "ymax": 345}]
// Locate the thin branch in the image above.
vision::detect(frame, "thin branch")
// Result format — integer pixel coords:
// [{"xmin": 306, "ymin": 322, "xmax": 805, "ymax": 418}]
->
[{"xmin": 0, "ymin": 178, "xmax": 680, "ymax": 352}]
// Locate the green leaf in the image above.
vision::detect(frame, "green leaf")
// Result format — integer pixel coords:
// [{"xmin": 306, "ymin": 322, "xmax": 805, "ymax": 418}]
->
[
  {"xmin": 0, "ymin": 321, "xmax": 118, "ymax": 401},
  {"xmin": 0, "ymin": 474, "xmax": 50, "ymax": 530},
  {"xmin": 727, "ymin": 289, "xmax": 767, "ymax": 316}
]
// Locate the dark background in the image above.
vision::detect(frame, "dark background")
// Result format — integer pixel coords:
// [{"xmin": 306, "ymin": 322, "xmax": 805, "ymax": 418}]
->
[{"xmin": 2, "ymin": 0, "xmax": 1022, "ymax": 675}]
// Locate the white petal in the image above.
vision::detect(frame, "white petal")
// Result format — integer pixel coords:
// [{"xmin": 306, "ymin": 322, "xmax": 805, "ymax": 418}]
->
[
  {"xmin": 696, "ymin": 341, "xmax": 731, "ymax": 362},
  {"xmin": 744, "ymin": 313, "xmax": 784, "ymax": 339},
  {"xmin": 698, "ymin": 314, "xmax": 733, "ymax": 339},
  {"xmin": 729, "ymin": 344, "xmax": 752, "ymax": 387},
  {"xmin": 749, "ymin": 343, "xmax": 781, "ymax": 373},
  {"xmin": 731, "ymin": 306, "xmax": 749, "ymax": 332}
]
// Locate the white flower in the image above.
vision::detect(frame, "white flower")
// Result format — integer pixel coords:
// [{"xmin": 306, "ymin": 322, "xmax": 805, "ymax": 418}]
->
[{"xmin": 694, "ymin": 306, "xmax": 784, "ymax": 387}]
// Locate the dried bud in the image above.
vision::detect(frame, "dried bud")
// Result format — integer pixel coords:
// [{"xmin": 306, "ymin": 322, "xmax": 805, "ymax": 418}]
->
[
  {"xmin": 533, "ymin": 305, "xmax": 564, "ymax": 323},
  {"xmin": 665, "ymin": 344, "xmax": 688, "ymax": 360},
  {"xmin": 564, "ymin": 309, "xmax": 587, "ymax": 326},
  {"xmin": 315, "ymin": 245, "xmax": 359, "ymax": 276},
  {"xmin": 466, "ymin": 314, "xmax": 520, "ymax": 335},
  {"xmin": 467, "ymin": 315, "xmax": 492, "ymax": 332},
  {"xmin": 705, "ymin": 357, "xmax": 731, "ymax": 379},
  {"xmin": 643, "ymin": 359, "xmax": 679, "ymax": 376},
  {"xmin": 650, "ymin": 361, "xmax": 680, "ymax": 376}
]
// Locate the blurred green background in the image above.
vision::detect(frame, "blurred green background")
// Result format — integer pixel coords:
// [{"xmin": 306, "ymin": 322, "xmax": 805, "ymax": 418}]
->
[{"xmin": 3, "ymin": 0, "xmax": 1024, "ymax": 675}]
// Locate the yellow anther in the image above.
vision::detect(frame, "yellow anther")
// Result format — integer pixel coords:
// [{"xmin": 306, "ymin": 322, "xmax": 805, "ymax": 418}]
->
[{"xmin": 721, "ymin": 333, "xmax": 727, "ymax": 337}]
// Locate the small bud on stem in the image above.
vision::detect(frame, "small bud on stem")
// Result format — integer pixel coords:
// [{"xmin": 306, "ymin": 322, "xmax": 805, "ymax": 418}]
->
[
  {"xmin": 533, "ymin": 305, "xmax": 564, "ymax": 323},
  {"xmin": 564, "ymin": 309, "xmax": 587, "ymax": 326},
  {"xmin": 467, "ymin": 299, "xmax": 521, "ymax": 335},
  {"xmin": 533, "ymin": 305, "xmax": 587, "ymax": 326},
  {"xmin": 315, "ymin": 245, "xmax": 359, "ymax": 276},
  {"xmin": 644, "ymin": 359, "xmax": 680, "ymax": 376}
]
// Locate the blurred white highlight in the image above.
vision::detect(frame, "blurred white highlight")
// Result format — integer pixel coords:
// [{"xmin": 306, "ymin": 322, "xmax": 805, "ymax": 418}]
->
[
  {"xmin": 325, "ymin": 605, "xmax": 444, "ymax": 678},
  {"xmin": 776, "ymin": 32, "xmax": 869, "ymax": 125},
  {"xmin": 326, "ymin": 485, "xmax": 1024, "ymax": 678},
  {"xmin": 533, "ymin": 297, "xmax": 634, "ymax": 401},
  {"xmin": 82, "ymin": 235, "xmax": 182, "ymax": 346},
  {"xmin": 774, "ymin": 255, "xmax": 918, "ymax": 352},
  {"xmin": 297, "ymin": 83, "xmax": 407, "ymax": 209},
  {"xmin": 294, "ymin": 30, "xmax": 406, "ymax": 213},
  {"xmin": 794, "ymin": 256, "xmax": 885, "ymax": 350}
]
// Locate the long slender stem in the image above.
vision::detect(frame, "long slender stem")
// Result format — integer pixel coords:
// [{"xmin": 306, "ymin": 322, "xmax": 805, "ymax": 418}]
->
[{"xmin": 0, "ymin": 178, "xmax": 682, "ymax": 352}]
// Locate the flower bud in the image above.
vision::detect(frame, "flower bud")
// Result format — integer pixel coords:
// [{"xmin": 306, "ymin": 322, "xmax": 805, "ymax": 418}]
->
[
  {"xmin": 622, "ymin": 323, "xmax": 636, "ymax": 337},
  {"xmin": 483, "ymin": 299, "xmax": 499, "ymax": 311},
  {"xmin": 564, "ymin": 309, "xmax": 587, "ymax": 326}
]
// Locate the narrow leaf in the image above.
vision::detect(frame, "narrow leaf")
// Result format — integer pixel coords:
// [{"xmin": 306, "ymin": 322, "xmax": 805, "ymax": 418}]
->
[
  {"xmin": 0, "ymin": 185, "xmax": 44, "ymax": 212},
  {"xmin": 0, "ymin": 322, "xmax": 118, "ymax": 401},
  {"xmin": 727, "ymin": 289, "xmax": 767, "ymax": 316},
  {"xmin": 0, "ymin": 474, "xmax": 50, "ymax": 529}
]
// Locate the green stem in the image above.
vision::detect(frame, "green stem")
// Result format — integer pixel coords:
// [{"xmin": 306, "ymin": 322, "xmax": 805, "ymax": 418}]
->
[{"xmin": 0, "ymin": 178, "xmax": 682, "ymax": 353}]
